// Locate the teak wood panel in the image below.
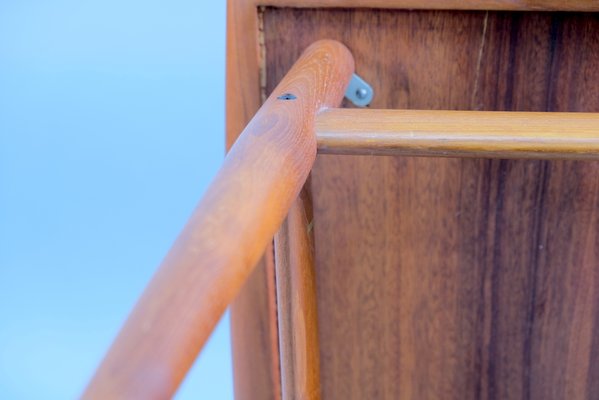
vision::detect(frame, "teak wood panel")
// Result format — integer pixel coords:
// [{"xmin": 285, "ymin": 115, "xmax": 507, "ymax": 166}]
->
[
  {"xmin": 227, "ymin": 3, "xmax": 599, "ymax": 398},
  {"xmin": 264, "ymin": 9, "xmax": 599, "ymax": 400}
]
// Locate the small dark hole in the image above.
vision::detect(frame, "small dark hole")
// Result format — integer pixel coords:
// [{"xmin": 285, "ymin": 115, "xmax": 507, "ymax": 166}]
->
[{"xmin": 277, "ymin": 93, "xmax": 297, "ymax": 100}]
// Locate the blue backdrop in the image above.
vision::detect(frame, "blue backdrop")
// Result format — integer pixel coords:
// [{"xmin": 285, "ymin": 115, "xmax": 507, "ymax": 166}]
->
[{"xmin": 0, "ymin": 1, "xmax": 232, "ymax": 398}]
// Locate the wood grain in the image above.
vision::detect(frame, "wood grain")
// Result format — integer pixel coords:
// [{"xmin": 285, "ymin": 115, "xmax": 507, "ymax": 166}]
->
[
  {"xmin": 83, "ymin": 39, "xmax": 354, "ymax": 400},
  {"xmin": 233, "ymin": 0, "xmax": 599, "ymax": 12},
  {"xmin": 316, "ymin": 109, "xmax": 599, "ymax": 159},
  {"xmin": 264, "ymin": 8, "xmax": 599, "ymax": 400},
  {"xmin": 226, "ymin": 0, "xmax": 261, "ymax": 150},
  {"xmin": 230, "ymin": 245, "xmax": 281, "ymax": 400},
  {"xmin": 226, "ymin": 2, "xmax": 282, "ymax": 398},
  {"xmin": 227, "ymin": 2, "xmax": 598, "ymax": 399},
  {"xmin": 275, "ymin": 182, "xmax": 322, "ymax": 400},
  {"xmin": 272, "ymin": 0, "xmax": 599, "ymax": 10}
]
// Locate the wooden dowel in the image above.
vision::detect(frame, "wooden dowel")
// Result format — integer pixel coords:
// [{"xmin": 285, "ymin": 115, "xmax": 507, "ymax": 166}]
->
[
  {"xmin": 316, "ymin": 109, "xmax": 599, "ymax": 160},
  {"xmin": 83, "ymin": 40, "xmax": 354, "ymax": 400},
  {"xmin": 275, "ymin": 181, "xmax": 322, "ymax": 400}
]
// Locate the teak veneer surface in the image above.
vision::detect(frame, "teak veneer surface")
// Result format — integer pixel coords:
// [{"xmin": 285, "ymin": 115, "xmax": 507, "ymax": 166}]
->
[{"xmin": 264, "ymin": 8, "xmax": 599, "ymax": 400}]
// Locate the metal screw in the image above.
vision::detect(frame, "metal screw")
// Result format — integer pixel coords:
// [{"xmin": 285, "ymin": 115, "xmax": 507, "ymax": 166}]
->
[
  {"xmin": 277, "ymin": 93, "xmax": 297, "ymax": 100},
  {"xmin": 355, "ymin": 88, "xmax": 368, "ymax": 100}
]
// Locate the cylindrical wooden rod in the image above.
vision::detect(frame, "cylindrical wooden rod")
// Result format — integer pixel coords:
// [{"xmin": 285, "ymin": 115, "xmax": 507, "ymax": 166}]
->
[
  {"xmin": 83, "ymin": 40, "xmax": 354, "ymax": 400},
  {"xmin": 275, "ymin": 183, "xmax": 321, "ymax": 400},
  {"xmin": 316, "ymin": 109, "xmax": 599, "ymax": 160}
]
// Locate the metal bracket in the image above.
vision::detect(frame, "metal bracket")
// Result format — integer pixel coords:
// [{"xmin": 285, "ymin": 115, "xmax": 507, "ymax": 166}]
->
[{"xmin": 344, "ymin": 73, "xmax": 373, "ymax": 107}]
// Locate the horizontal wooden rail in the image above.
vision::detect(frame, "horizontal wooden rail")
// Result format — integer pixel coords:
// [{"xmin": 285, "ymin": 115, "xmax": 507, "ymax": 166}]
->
[
  {"xmin": 257, "ymin": 0, "xmax": 599, "ymax": 11},
  {"xmin": 83, "ymin": 40, "xmax": 354, "ymax": 400},
  {"xmin": 256, "ymin": 0, "xmax": 599, "ymax": 11},
  {"xmin": 316, "ymin": 109, "xmax": 599, "ymax": 159}
]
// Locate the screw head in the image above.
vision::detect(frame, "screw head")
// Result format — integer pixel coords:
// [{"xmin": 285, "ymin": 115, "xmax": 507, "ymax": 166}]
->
[
  {"xmin": 277, "ymin": 93, "xmax": 297, "ymax": 100},
  {"xmin": 355, "ymin": 88, "xmax": 368, "ymax": 100}
]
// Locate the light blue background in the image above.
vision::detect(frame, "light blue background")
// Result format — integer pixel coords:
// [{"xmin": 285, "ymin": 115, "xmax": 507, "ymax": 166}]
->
[{"xmin": 0, "ymin": 1, "xmax": 232, "ymax": 398}]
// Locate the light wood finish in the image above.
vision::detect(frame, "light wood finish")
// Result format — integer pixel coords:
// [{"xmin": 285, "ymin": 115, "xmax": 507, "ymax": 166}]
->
[
  {"xmin": 264, "ymin": 8, "xmax": 599, "ymax": 400},
  {"xmin": 275, "ymin": 182, "xmax": 321, "ymax": 400},
  {"xmin": 316, "ymin": 109, "xmax": 599, "ymax": 159},
  {"xmin": 83, "ymin": 39, "xmax": 354, "ymax": 400}
]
